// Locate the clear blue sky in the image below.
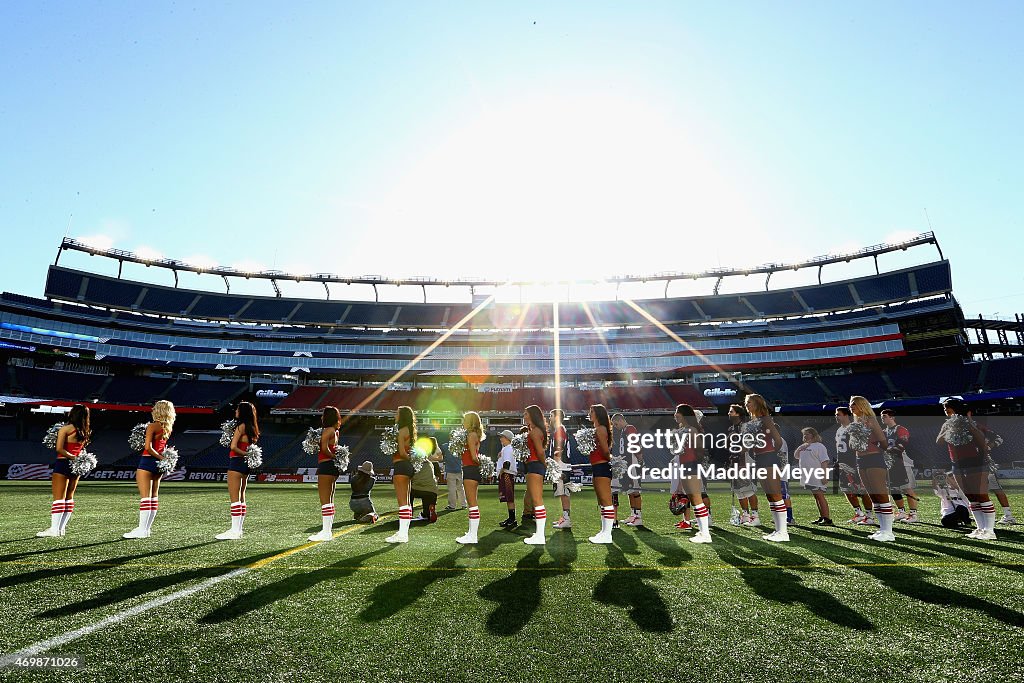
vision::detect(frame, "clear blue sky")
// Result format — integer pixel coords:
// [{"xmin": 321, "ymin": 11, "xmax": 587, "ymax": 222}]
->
[{"xmin": 1, "ymin": 2, "xmax": 1021, "ymax": 316}]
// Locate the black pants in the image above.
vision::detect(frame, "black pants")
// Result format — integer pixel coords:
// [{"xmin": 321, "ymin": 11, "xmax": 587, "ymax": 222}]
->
[{"xmin": 411, "ymin": 489, "xmax": 437, "ymax": 516}]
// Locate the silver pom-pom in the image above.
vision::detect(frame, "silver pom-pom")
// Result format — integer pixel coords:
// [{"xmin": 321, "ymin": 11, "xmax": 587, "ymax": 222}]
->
[
  {"xmin": 741, "ymin": 417, "xmax": 764, "ymax": 436},
  {"xmin": 69, "ymin": 450, "xmax": 98, "ymax": 477},
  {"xmin": 380, "ymin": 425, "xmax": 398, "ymax": 457},
  {"xmin": 302, "ymin": 427, "xmax": 323, "ymax": 456},
  {"xmin": 566, "ymin": 481, "xmax": 582, "ymax": 493},
  {"xmin": 128, "ymin": 423, "xmax": 148, "ymax": 452},
  {"xmin": 43, "ymin": 422, "xmax": 67, "ymax": 450},
  {"xmin": 245, "ymin": 444, "xmax": 263, "ymax": 469},
  {"xmin": 883, "ymin": 450, "xmax": 895, "ymax": 469},
  {"xmin": 574, "ymin": 427, "xmax": 596, "ymax": 456},
  {"xmin": 847, "ymin": 422, "xmax": 872, "ymax": 452},
  {"xmin": 478, "ymin": 455, "xmax": 495, "ymax": 479},
  {"xmin": 838, "ymin": 462, "xmax": 857, "ymax": 475},
  {"xmin": 940, "ymin": 415, "xmax": 974, "ymax": 447},
  {"xmin": 987, "ymin": 456, "xmax": 1000, "ymax": 474},
  {"xmin": 610, "ymin": 455, "xmax": 628, "ymax": 479},
  {"xmin": 410, "ymin": 446, "xmax": 429, "ymax": 473},
  {"xmin": 157, "ymin": 446, "xmax": 179, "ymax": 475},
  {"xmin": 333, "ymin": 445, "xmax": 350, "ymax": 473},
  {"xmin": 219, "ymin": 420, "xmax": 238, "ymax": 448},
  {"xmin": 511, "ymin": 434, "xmax": 530, "ymax": 462},
  {"xmin": 544, "ymin": 457, "xmax": 562, "ymax": 484},
  {"xmin": 448, "ymin": 427, "xmax": 468, "ymax": 457}
]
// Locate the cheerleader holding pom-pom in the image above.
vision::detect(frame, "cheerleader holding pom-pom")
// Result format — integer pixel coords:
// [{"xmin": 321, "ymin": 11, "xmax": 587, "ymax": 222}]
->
[
  {"xmin": 848, "ymin": 395, "xmax": 897, "ymax": 542},
  {"xmin": 386, "ymin": 406, "xmax": 418, "ymax": 544},
  {"xmin": 743, "ymin": 394, "xmax": 789, "ymax": 542},
  {"xmin": 123, "ymin": 400, "xmax": 175, "ymax": 539},
  {"xmin": 585, "ymin": 404, "xmax": 617, "ymax": 544},
  {"xmin": 522, "ymin": 404, "xmax": 550, "ymax": 545},
  {"xmin": 37, "ymin": 404, "xmax": 91, "ymax": 538},
  {"xmin": 455, "ymin": 412, "xmax": 485, "ymax": 545},
  {"xmin": 937, "ymin": 398, "xmax": 997, "ymax": 540},
  {"xmin": 309, "ymin": 406, "xmax": 344, "ymax": 542},
  {"xmin": 216, "ymin": 402, "xmax": 260, "ymax": 540}
]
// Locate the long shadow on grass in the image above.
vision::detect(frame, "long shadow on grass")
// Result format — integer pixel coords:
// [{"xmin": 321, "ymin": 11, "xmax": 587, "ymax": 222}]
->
[
  {"xmin": 711, "ymin": 529, "xmax": 874, "ymax": 631},
  {"xmin": 200, "ymin": 546, "xmax": 395, "ymax": 623},
  {"xmin": 358, "ymin": 548, "xmax": 466, "ymax": 622},
  {"xmin": 592, "ymin": 537, "xmax": 674, "ymax": 632},
  {"xmin": 0, "ymin": 539, "xmax": 122, "ymax": 563},
  {"xmin": 890, "ymin": 526, "xmax": 1024, "ymax": 563},
  {"xmin": 478, "ymin": 547, "xmax": 571, "ymax": 636},
  {"xmin": 796, "ymin": 534, "xmax": 1024, "ymax": 628},
  {"xmin": 632, "ymin": 528, "xmax": 694, "ymax": 567},
  {"xmin": 36, "ymin": 548, "xmax": 285, "ymax": 619},
  {"xmin": 1, "ymin": 541, "xmax": 217, "ymax": 591}
]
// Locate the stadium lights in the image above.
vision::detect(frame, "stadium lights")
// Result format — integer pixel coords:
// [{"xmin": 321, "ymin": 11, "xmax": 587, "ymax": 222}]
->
[{"xmin": 55, "ymin": 231, "xmax": 943, "ymax": 294}]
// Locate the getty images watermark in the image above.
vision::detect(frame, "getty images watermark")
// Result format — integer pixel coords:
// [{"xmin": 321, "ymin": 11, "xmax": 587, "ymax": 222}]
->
[{"xmin": 623, "ymin": 429, "xmax": 833, "ymax": 483}]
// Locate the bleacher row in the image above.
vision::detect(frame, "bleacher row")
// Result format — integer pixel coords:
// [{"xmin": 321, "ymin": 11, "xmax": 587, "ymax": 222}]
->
[
  {"xmin": 4, "ymin": 366, "xmax": 246, "ymax": 407},
  {"xmin": 275, "ymin": 357, "xmax": 1024, "ymax": 413},
  {"xmin": 44, "ymin": 261, "xmax": 954, "ymax": 327}
]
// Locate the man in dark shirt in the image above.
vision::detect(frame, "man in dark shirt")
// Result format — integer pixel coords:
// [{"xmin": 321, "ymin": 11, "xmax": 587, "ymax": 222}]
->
[{"xmin": 349, "ymin": 461, "xmax": 379, "ymax": 523}]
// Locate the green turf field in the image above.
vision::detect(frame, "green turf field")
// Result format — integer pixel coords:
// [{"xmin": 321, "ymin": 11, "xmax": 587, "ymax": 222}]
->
[{"xmin": 1, "ymin": 480, "xmax": 1023, "ymax": 682}]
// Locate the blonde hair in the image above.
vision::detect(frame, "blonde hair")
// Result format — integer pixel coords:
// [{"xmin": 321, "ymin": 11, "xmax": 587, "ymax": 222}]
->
[
  {"xmin": 152, "ymin": 400, "xmax": 176, "ymax": 437},
  {"xmin": 463, "ymin": 411, "xmax": 483, "ymax": 438},
  {"xmin": 849, "ymin": 395, "xmax": 876, "ymax": 421},
  {"xmin": 801, "ymin": 427, "xmax": 821, "ymax": 442},
  {"xmin": 744, "ymin": 393, "xmax": 770, "ymax": 418}
]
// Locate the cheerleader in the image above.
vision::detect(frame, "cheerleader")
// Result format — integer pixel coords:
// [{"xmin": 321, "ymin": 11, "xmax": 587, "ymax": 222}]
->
[
  {"xmin": 37, "ymin": 404, "xmax": 90, "ymax": 538},
  {"xmin": 216, "ymin": 402, "xmax": 260, "ymax": 540},
  {"xmin": 835, "ymin": 407, "xmax": 876, "ymax": 525},
  {"xmin": 123, "ymin": 400, "xmax": 175, "ymax": 539},
  {"xmin": 309, "ymin": 406, "xmax": 342, "ymax": 542},
  {"xmin": 585, "ymin": 404, "xmax": 616, "ymax": 544},
  {"xmin": 937, "ymin": 398, "xmax": 995, "ymax": 540},
  {"xmin": 671, "ymin": 404, "xmax": 712, "ymax": 543},
  {"xmin": 386, "ymin": 405, "xmax": 417, "ymax": 544},
  {"xmin": 727, "ymin": 404, "xmax": 760, "ymax": 527},
  {"xmin": 523, "ymin": 404, "xmax": 549, "ymax": 545},
  {"xmin": 456, "ymin": 411, "xmax": 484, "ymax": 545},
  {"xmin": 743, "ymin": 394, "xmax": 789, "ymax": 542},
  {"xmin": 848, "ymin": 396, "xmax": 896, "ymax": 542}
]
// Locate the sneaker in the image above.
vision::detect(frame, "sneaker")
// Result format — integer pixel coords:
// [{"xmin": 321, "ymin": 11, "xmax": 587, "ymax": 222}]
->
[
  {"xmin": 857, "ymin": 516, "xmax": 876, "ymax": 526},
  {"xmin": 385, "ymin": 532, "xmax": 409, "ymax": 543},
  {"xmin": 741, "ymin": 513, "xmax": 761, "ymax": 528},
  {"xmin": 763, "ymin": 531, "xmax": 790, "ymax": 543},
  {"xmin": 456, "ymin": 533, "xmax": 478, "ymax": 545},
  {"xmin": 498, "ymin": 518, "xmax": 514, "ymax": 528},
  {"xmin": 612, "ymin": 520, "xmax": 620, "ymax": 529},
  {"xmin": 412, "ymin": 514, "xmax": 427, "ymax": 522},
  {"xmin": 553, "ymin": 516, "xmax": 572, "ymax": 530},
  {"xmin": 36, "ymin": 528, "xmax": 61, "ymax": 538},
  {"xmin": 307, "ymin": 530, "xmax": 333, "ymax": 542},
  {"xmin": 997, "ymin": 515, "xmax": 1018, "ymax": 526},
  {"xmin": 215, "ymin": 530, "xmax": 243, "ymax": 540},
  {"xmin": 901, "ymin": 512, "xmax": 919, "ymax": 524},
  {"xmin": 811, "ymin": 517, "xmax": 824, "ymax": 526},
  {"xmin": 122, "ymin": 527, "xmax": 150, "ymax": 539},
  {"xmin": 872, "ymin": 531, "xmax": 896, "ymax": 542},
  {"xmin": 524, "ymin": 533, "xmax": 545, "ymax": 545},
  {"xmin": 894, "ymin": 510, "xmax": 908, "ymax": 522},
  {"xmin": 675, "ymin": 519, "xmax": 692, "ymax": 530},
  {"xmin": 689, "ymin": 532, "xmax": 712, "ymax": 544},
  {"xmin": 444, "ymin": 505, "xmax": 456, "ymax": 511},
  {"xmin": 818, "ymin": 518, "xmax": 835, "ymax": 527},
  {"xmin": 737, "ymin": 512, "xmax": 750, "ymax": 526},
  {"xmin": 966, "ymin": 528, "xmax": 981, "ymax": 539},
  {"xmin": 623, "ymin": 513, "xmax": 639, "ymax": 527},
  {"xmin": 976, "ymin": 529, "xmax": 998, "ymax": 541},
  {"xmin": 588, "ymin": 533, "xmax": 613, "ymax": 544},
  {"xmin": 849, "ymin": 512, "xmax": 865, "ymax": 524}
]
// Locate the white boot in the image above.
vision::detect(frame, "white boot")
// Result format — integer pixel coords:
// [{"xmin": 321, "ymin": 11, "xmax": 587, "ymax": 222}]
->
[
  {"xmin": 125, "ymin": 498, "xmax": 152, "ymax": 538},
  {"xmin": 763, "ymin": 502, "xmax": 789, "ymax": 541},
  {"xmin": 386, "ymin": 508, "xmax": 411, "ymax": 543},
  {"xmin": 57, "ymin": 499, "xmax": 75, "ymax": 536},
  {"xmin": 872, "ymin": 504, "xmax": 896, "ymax": 542},
  {"xmin": 38, "ymin": 500, "xmax": 65, "ymax": 537},
  {"xmin": 589, "ymin": 507, "xmax": 615, "ymax": 544},
  {"xmin": 690, "ymin": 504, "xmax": 712, "ymax": 544},
  {"xmin": 309, "ymin": 504, "xmax": 335, "ymax": 542},
  {"xmin": 525, "ymin": 507, "xmax": 546, "ymax": 544},
  {"xmin": 216, "ymin": 504, "xmax": 244, "ymax": 540},
  {"xmin": 457, "ymin": 508, "xmax": 480, "ymax": 544}
]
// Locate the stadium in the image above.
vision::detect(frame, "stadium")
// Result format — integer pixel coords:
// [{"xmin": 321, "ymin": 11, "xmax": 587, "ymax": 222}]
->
[{"xmin": 2, "ymin": 233, "xmax": 1023, "ymax": 680}]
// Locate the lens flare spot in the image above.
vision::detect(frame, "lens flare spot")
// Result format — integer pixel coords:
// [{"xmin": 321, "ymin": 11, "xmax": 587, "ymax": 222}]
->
[{"xmin": 459, "ymin": 355, "xmax": 490, "ymax": 384}]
